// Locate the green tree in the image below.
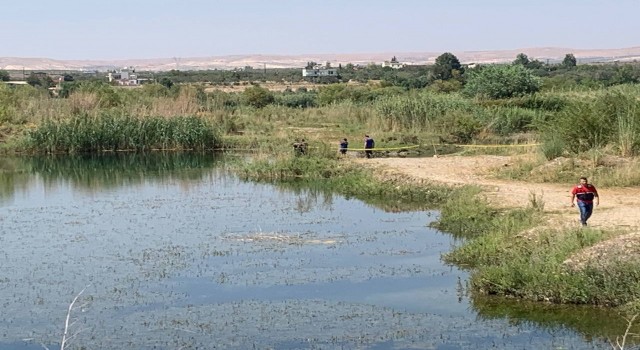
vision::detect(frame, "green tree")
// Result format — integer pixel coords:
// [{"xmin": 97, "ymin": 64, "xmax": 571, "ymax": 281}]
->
[
  {"xmin": 317, "ymin": 84, "xmax": 348, "ymax": 105},
  {"xmin": 562, "ymin": 53, "xmax": 577, "ymax": 68},
  {"xmin": 242, "ymin": 85, "xmax": 274, "ymax": 108},
  {"xmin": 513, "ymin": 53, "xmax": 530, "ymax": 66},
  {"xmin": 58, "ymin": 81, "xmax": 81, "ymax": 98},
  {"xmin": 26, "ymin": 73, "xmax": 42, "ymax": 87},
  {"xmin": 159, "ymin": 77, "xmax": 174, "ymax": 89},
  {"xmin": 463, "ymin": 64, "xmax": 541, "ymax": 99},
  {"xmin": 611, "ymin": 65, "xmax": 638, "ymax": 85},
  {"xmin": 526, "ymin": 59, "xmax": 545, "ymax": 70},
  {"xmin": 433, "ymin": 52, "xmax": 462, "ymax": 81},
  {"xmin": 26, "ymin": 73, "xmax": 53, "ymax": 88},
  {"xmin": 0, "ymin": 70, "xmax": 9, "ymax": 81}
]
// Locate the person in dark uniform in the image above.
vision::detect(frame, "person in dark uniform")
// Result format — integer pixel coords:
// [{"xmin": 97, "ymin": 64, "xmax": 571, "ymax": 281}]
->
[
  {"xmin": 299, "ymin": 139, "xmax": 308, "ymax": 155},
  {"xmin": 364, "ymin": 135, "xmax": 374, "ymax": 158},
  {"xmin": 292, "ymin": 138, "xmax": 302, "ymax": 156},
  {"xmin": 339, "ymin": 138, "xmax": 348, "ymax": 155}
]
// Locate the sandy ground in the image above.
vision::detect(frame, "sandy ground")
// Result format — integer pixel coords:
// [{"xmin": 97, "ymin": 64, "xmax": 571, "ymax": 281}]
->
[{"xmin": 356, "ymin": 154, "xmax": 640, "ymax": 230}]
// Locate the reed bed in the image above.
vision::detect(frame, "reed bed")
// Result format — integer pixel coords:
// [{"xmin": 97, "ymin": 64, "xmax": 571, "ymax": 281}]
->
[{"xmin": 25, "ymin": 113, "xmax": 220, "ymax": 153}]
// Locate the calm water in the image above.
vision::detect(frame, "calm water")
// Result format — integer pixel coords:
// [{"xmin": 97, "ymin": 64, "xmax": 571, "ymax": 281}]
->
[{"xmin": 0, "ymin": 154, "xmax": 620, "ymax": 349}]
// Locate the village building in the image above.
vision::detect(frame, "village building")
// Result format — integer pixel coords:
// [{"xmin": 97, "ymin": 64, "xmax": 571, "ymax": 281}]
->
[
  {"xmin": 302, "ymin": 65, "xmax": 338, "ymax": 77},
  {"xmin": 107, "ymin": 66, "xmax": 140, "ymax": 86},
  {"xmin": 382, "ymin": 56, "xmax": 405, "ymax": 69}
]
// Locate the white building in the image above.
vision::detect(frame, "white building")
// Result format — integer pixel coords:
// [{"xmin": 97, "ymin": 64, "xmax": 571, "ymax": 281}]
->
[
  {"xmin": 302, "ymin": 65, "xmax": 338, "ymax": 77},
  {"xmin": 382, "ymin": 56, "xmax": 405, "ymax": 69},
  {"xmin": 107, "ymin": 66, "xmax": 140, "ymax": 86}
]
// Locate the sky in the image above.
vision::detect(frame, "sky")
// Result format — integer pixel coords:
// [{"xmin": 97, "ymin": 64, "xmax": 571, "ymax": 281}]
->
[{"xmin": 1, "ymin": 0, "xmax": 639, "ymax": 60}]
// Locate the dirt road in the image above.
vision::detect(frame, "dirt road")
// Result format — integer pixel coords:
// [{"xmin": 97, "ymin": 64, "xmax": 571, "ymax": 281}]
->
[{"xmin": 355, "ymin": 155, "xmax": 640, "ymax": 231}]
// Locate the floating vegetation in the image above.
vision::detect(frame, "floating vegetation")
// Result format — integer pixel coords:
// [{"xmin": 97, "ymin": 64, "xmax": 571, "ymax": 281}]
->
[{"xmin": 224, "ymin": 230, "xmax": 343, "ymax": 246}]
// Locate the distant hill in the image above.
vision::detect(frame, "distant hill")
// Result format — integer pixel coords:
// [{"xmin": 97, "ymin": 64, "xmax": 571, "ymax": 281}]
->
[{"xmin": 2, "ymin": 46, "xmax": 640, "ymax": 72}]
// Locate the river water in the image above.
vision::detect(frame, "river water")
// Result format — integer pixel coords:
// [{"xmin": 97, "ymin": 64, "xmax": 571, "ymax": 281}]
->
[{"xmin": 0, "ymin": 153, "xmax": 620, "ymax": 349}]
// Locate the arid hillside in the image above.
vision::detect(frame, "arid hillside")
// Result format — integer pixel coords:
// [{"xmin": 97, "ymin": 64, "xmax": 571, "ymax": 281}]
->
[{"xmin": 2, "ymin": 46, "xmax": 640, "ymax": 71}]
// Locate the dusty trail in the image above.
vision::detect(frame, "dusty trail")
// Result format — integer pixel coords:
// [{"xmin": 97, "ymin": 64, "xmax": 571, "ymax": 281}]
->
[{"xmin": 355, "ymin": 155, "xmax": 640, "ymax": 231}]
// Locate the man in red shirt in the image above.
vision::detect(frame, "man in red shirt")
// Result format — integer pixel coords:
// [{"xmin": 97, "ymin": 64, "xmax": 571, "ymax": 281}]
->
[{"xmin": 570, "ymin": 176, "xmax": 599, "ymax": 227}]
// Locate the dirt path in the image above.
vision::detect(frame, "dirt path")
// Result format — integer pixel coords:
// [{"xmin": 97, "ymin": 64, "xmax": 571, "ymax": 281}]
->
[{"xmin": 355, "ymin": 155, "xmax": 640, "ymax": 231}]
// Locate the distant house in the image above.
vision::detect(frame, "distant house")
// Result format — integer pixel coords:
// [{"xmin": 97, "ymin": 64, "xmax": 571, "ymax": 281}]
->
[
  {"xmin": 382, "ymin": 56, "xmax": 405, "ymax": 69},
  {"xmin": 302, "ymin": 65, "xmax": 338, "ymax": 77},
  {"xmin": 107, "ymin": 66, "xmax": 140, "ymax": 86},
  {"xmin": 1, "ymin": 81, "xmax": 29, "ymax": 86}
]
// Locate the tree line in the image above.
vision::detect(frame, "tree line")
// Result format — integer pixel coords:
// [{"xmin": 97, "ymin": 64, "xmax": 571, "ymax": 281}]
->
[{"xmin": 2, "ymin": 52, "xmax": 639, "ymax": 99}]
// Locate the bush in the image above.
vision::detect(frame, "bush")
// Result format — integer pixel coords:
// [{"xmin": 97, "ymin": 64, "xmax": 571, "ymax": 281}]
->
[
  {"xmin": 242, "ymin": 85, "xmax": 274, "ymax": 108},
  {"xmin": 275, "ymin": 91, "xmax": 317, "ymax": 108},
  {"xmin": 464, "ymin": 64, "xmax": 542, "ymax": 99},
  {"xmin": 540, "ymin": 132, "xmax": 567, "ymax": 160},
  {"xmin": 544, "ymin": 90, "xmax": 640, "ymax": 154}
]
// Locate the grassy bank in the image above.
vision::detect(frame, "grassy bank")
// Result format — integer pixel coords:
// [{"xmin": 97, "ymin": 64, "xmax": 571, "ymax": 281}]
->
[
  {"xmin": 233, "ymin": 151, "xmax": 457, "ymax": 212},
  {"xmin": 427, "ymin": 171, "xmax": 640, "ymax": 308},
  {"xmin": 235, "ymin": 151, "xmax": 640, "ymax": 310}
]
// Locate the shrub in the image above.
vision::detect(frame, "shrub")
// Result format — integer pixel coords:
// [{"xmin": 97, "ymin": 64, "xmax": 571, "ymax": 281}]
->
[
  {"xmin": 464, "ymin": 64, "xmax": 542, "ymax": 99},
  {"xmin": 544, "ymin": 90, "xmax": 640, "ymax": 155},
  {"xmin": 242, "ymin": 85, "xmax": 274, "ymax": 108},
  {"xmin": 275, "ymin": 91, "xmax": 317, "ymax": 108},
  {"xmin": 540, "ymin": 133, "xmax": 567, "ymax": 160}
]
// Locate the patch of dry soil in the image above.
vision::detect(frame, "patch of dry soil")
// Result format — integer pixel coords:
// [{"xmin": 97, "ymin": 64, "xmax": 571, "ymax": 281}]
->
[{"xmin": 355, "ymin": 155, "xmax": 640, "ymax": 267}]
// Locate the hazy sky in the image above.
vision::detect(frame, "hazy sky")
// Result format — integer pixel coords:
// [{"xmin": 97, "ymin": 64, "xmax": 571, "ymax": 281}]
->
[{"xmin": 2, "ymin": 0, "xmax": 639, "ymax": 60}]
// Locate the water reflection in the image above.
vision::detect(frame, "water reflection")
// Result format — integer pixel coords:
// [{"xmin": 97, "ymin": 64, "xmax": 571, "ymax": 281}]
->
[
  {"xmin": 472, "ymin": 294, "xmax": 640, "ymax": 346},
  {"xmin": 0, "ymin": 152, "xmax": 222, "ymax": 203},
  {"xmin": 0, "ymin": 157, "xmax": 32, "ymax": 204},
  {"xmin": 32, "ymin": 151, "xmax": 220, "ymax": 187}
]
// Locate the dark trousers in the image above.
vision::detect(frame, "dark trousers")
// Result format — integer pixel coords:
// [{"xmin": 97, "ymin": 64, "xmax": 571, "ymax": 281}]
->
[
  {"xmin": 365, "ymin": 149, "xmax": 373, "ymax": 158},
  {"xmin": 577, "ymin": 201, "xmax": 593, "ymax": 225}
]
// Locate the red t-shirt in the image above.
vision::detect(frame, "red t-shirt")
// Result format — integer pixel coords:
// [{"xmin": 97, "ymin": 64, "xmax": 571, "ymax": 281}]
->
[{"xmin": 571, "ymin": 184, "xmax": 598, "ymax": 203}]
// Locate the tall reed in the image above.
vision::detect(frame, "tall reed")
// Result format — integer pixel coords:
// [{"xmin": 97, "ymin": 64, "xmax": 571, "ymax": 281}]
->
[
  {"xmin": 372, "ymin": 92, "xmax": 485, "ymax": 139},
  {"xmin": 24, "ymin": 113, "xmax": 220, "ymax": 153}
]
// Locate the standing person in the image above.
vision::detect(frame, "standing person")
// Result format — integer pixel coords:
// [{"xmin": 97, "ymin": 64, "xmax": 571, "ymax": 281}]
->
[
  {"xmin": 292, "ymin": 138, "xmax": 302, "ymax": 156},
  {"xmin": 339, "ymin": 138, "xmax": 348, "ymax": 155},
  {"xmin": 299, "ymin": 139, "xmax": 308, "ymax": 155},
  {"xmin": 570, "ymin": 176, "xmax": 599, "ymax": 227},
  {"xmin": 364, "ymin": 135, "xmax": 374, "ymax": 158}
]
